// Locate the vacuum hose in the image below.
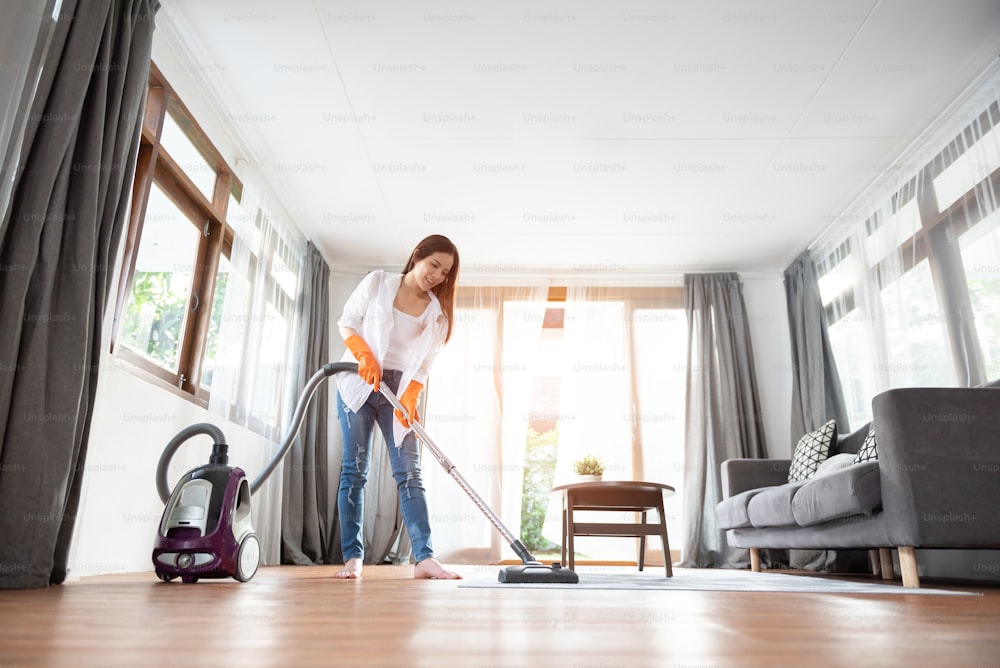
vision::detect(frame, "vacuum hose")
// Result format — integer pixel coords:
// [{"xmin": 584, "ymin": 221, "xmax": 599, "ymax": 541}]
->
[
  {"xmin": 155, "ymin": 362, "xmax": 359, "ymax": 504},
  {"xmin": 155, "ymin": 422, "xmax": 229, "ymax": 503},
  {"xmin": 153, "ymin": 361, "xmax": 546, "ymax": 571}
]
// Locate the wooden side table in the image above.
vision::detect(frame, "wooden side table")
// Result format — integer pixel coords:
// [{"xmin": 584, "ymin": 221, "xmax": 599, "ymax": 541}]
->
[{"xmin": 551, "ymin": 480, "xmax": 675, "ymax": 577}]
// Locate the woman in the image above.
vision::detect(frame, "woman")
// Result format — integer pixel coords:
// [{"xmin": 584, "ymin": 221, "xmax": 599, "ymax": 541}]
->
[{"xmin": 334, "ymin": 234, "xmax": 462, "ymax": 579}]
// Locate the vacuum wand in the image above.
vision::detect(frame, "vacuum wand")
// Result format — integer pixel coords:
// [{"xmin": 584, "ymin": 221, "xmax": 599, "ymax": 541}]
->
[
  {"xmin": 377, "ymin": 379, "xmax": 536, "ymax": 566},
  {"xmin": 376, "ymin": 377, "xmax": 577, "ymax": 582}
]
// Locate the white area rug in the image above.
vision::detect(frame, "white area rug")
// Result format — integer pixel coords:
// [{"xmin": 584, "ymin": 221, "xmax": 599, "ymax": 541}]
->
[{"xmin": 458, "ymin": 566, "xmax": 980, "ymax": 595}]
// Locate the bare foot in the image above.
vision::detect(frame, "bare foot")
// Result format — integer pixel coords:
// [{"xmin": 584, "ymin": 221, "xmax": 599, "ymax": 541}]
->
[
  {"xmin": 413, "ymin": 558, "xmax": 462, "ymax": 580},
  {"xmin": 334, "ymin": 558, "xmax": 363, "ymax": 579}
]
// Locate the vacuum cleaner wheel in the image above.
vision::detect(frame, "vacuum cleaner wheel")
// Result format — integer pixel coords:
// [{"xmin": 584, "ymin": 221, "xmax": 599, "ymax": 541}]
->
[{"xmin": 234, "ymin": 533, "xmax": 260, "ymax": 582}]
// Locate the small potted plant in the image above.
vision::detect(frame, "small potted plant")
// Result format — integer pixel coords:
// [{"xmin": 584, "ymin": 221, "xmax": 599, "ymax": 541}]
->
[{"xmin": 573, "ymin": 454, "xmax": 605, "ymax": 482}]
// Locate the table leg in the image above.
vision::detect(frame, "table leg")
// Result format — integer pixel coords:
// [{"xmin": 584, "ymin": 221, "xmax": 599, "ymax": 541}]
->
[
  {"xmin": 560, "ymin": 505, "xmax": 567, "ymax": 568},
  {"xmin": 658, "ymin": 500, "xmax": 672, "ymax": 577},
  {"xmin": 638, "ymin": 511, "xmax": 647, "ymax": 571},
  {"xmin": 566, "ymin": 495, "xmax": 576, "ymax": 571}
]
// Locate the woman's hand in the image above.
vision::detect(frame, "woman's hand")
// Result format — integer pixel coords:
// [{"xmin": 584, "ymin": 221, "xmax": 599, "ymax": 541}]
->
[
  {"xmin": 344, "ymin": 334, "xmax": 381, "ymax": 386},
  {"xmin": 396, "ymin": 381, "xmax": 424, "ymax": 428}
]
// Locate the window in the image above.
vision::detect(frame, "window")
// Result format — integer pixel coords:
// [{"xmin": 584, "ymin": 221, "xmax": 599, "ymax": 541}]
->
[
  {"xmin": 629, "ymin": 305, "xmax": 688, "ymax": 553},
  {"xmin": 516, "ymin": 288, "xmax": 685, "ymax": 563},
  {"xmin": 209, "ymin": 201, "xmax": 305, "ymax": 437},
  {"xmin": 113, "ymin": 63, "xmax": 242, "ymax": 406},
  {"xmin": 118, "ymin": 183, "xmax": 202, "ymax": 372},
  {"xmin": 959, "ymin": 214, "xmax": 1000, "ymax": 380},
  {"xmin": 426, "ymin": 285, "xmax": 684, "ymax": 566},
  {"xmin": 817, "ymin": 77, "xmax": 1000, "ymax": 420}
]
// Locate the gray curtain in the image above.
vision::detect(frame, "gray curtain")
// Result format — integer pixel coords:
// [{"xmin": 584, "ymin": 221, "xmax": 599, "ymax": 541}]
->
[
  {"xmin": 281, "ymin": 243, "xmax": 333, "ymax": 564},
  {"xmin": 0, "ymin": 0, "xmax": 159, "ymax": 588},
  {"xmin": 679, "ymin": 273, "xmax": 768, "ymax": 568},
  {"xmin": 784, "ymin": 250, "xmax": 849, "ymax": 441},
  {"xmin": 784, "ymin": 250, "xmax": 861, "ymax": 572}
]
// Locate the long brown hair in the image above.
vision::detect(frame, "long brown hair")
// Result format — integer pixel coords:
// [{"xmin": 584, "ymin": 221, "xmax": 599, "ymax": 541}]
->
[{"xmin": 402, "ymin": 234, "xmax": 460, "ymax": 342}]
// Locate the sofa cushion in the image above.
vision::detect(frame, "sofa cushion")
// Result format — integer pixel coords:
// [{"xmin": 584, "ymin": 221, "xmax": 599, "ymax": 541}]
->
[
  {"xmin": 814, "ymin": 453, "xmax": 858, "ymax": 477},
  {"xmin": 715, "ymin": 487, "xmax": 773, "ymax": 530},
  {"xmin": 747, "ymin": 480, "xmax": 809, "ymax": 527},
  {"xmin": 853, "ymin": 425, "xmax": 878, "ymax": 463},
  {"xmin": 833, "ymin": 421, "xmax": 871, "ymax": 457},
  {"xmin": 788, "ymin": 419, "xmax": 837, "ymax": 482},
  {"xmin": 791, "ymin": 461, "xmax": 881, "ymax": 526}
]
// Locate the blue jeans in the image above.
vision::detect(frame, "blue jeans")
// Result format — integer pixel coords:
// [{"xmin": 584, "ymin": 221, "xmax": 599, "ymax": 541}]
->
[{"xmin": 336, "ymin": 370, "xmax": 434, "ymax": 564}]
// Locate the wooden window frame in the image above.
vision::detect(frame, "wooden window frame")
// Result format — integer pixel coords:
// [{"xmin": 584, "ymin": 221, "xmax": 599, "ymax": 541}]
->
[{"xmin": 112, "ymin": 62, "xmax": 243, "ymax": 406}]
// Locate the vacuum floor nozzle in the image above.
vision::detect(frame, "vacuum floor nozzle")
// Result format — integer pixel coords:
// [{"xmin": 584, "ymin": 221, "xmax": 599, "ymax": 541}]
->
[{"xmin": 498, "ymin": 562, "xmax": 580, "ymax": 584}]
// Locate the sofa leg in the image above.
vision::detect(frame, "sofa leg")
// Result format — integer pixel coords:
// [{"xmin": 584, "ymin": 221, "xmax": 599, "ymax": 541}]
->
[
  {"xmin": 750, "ymin": 548, "xmax": 761, "ymax": 572},
  {"xmin": 898, "ymin": 546, "xmax": 920, "ymax": 588},
  {"xmin": 868, "ymin": 549, "xmax": 881, "ymax": 577},
  {"xmin": 878, "ymin": 548, "xmax": 894, "ymax": 580}
]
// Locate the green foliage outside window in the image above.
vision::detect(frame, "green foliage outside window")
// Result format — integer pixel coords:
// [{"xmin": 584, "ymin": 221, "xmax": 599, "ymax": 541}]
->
[
  {"xmin": 121, "ymin": 271, "xmax": 188, "ymax": 368},
  {"xmin": 121, "ymin": 270, "xmax": 229, "ymax": 381},
  {"xmin": 520, "ymin": 426, "xmax": 560, "ymax": 554},
  {"xmin": 968, "ymin": 275, "xmax": 1000, "ymax": 381}
]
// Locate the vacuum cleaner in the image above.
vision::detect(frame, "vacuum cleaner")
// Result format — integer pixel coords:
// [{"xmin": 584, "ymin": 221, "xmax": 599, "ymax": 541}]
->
[{"xmin": 152, "ymin": 362, "xmax": 578, "ymax": 584}]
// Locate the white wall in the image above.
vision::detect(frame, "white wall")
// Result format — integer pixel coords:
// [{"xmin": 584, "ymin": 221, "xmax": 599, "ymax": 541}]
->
[{"xmin": 741, "ymin": 274, "xmax": 793, "ymax": 459}]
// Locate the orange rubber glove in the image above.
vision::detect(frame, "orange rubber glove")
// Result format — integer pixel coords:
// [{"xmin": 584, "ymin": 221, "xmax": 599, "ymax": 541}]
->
[
  {"xmin": 345, "ymin": 335, "xmax": 380, "ymax": 386},
  {"xmin": 395, "ymin": 381, "xmax": 423, "ymax": 428}
]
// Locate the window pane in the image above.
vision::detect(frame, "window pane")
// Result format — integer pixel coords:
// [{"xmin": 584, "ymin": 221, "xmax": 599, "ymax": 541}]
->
[
  {"xmin": 960, "ymin": 216, "xmax": 1000, "ymax": 381},
  {"xmin": 272, "ymin": 238, "xmax": 299, "ymax": 300},
  {"xmin": 252, "ymin": 303, "xmax": 289, "ymax": 430},
  {"xmin": 829, "ymin": 259, "xmax": 954, "ymax": 426},
  {"xmin": 865, "ymin": 199, "xmax": 921, "ymax": 267},
  {"xmin": 521, "ymin": 320, "xmax": 564, "ymax": 557},
  {"xmin": 818, "ymin": 254, "xmax": 854, "ymax": 307},
  {"xmin": 828, "ymin": 313, "xmax": 879, "ymax": 425},
  {"xmin": 880, "ymin": 258, "xmax": 954, "ymax": 387},
  {"xmin": 933, "ymin": 125, "xmax": 1000, "ymax": 212},
  {"xmin": 631, "ymin": 308, "xmax": 687, "ymax": 549},
  {"xmin": 199, "ymin": 253, "xmax": 230, "ymax": 392},
  {"xmin": 120, "ymin": 184, "xmax": 199, "ymax": 372},
  {"xmin": 160, "ymin": 109, "xmax": 217, "ymax": 202}
]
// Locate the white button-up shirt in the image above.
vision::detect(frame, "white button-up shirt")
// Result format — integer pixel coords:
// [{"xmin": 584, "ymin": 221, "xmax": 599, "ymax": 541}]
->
[{"xmin": 336, "ymin": 269, "xmax": 448, "ymax": 445}]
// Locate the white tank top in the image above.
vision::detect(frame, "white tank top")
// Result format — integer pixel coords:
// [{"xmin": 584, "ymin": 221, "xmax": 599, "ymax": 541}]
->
[{"xmin": 383, "ymin": 305, "xmax": 429, "ymax": 370}]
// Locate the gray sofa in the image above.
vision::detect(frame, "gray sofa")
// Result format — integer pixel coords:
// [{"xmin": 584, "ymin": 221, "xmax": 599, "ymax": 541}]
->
[{"xmin": 716, "ymin": 386, "xmax": 1000, "ymax": 587}]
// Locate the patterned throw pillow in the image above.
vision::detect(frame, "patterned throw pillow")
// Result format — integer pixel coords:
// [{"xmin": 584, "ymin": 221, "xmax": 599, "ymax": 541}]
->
[
  {"xmin": 787, "ymin": 419, "xmax": 838, "ymax": 483},
  {"xmin": 854, "ymin": 425, "xmax": 878, "ymax": 463}
]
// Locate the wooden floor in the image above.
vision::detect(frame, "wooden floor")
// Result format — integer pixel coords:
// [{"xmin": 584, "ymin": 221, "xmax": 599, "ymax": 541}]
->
[{"xmin": 2, "ymin": 564, "xmax": 999, "ymax": 667}]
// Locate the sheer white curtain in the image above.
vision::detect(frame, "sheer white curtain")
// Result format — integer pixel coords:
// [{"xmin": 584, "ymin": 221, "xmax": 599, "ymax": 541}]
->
[
  {"xmin": 207, "ymin": 174, "xmax": 309, "ymax": 564},
  {"xmin": 210, "ymin": 179, "xmax": 308, "ymax": 439},
  {"xmin": 552, "ymin": 286, "xmax": 635, "ymax": 484},
  {"xmin": 813, "ymin": 60, "xmax": 1000, "ymax": 423},
  {"xmin": 540, "ymin": 286, "xmax": 635, "ymax": 559},
  {"xmin": 423, "ymin": 281, "xmax": 548, "ymax": 564},
  {"xmin": 628, "ymin": 292, "xmax": 687, "ymax": 560},
  {"xmin": 814, "ymin": 179, "xmax": 933, "ymax": 426}
]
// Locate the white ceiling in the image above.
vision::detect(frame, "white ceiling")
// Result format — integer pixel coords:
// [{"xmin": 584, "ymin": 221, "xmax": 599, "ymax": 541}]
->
[{"xmin": 154, "ymin": 0, "xmax": 1000, "ymax": 278}]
